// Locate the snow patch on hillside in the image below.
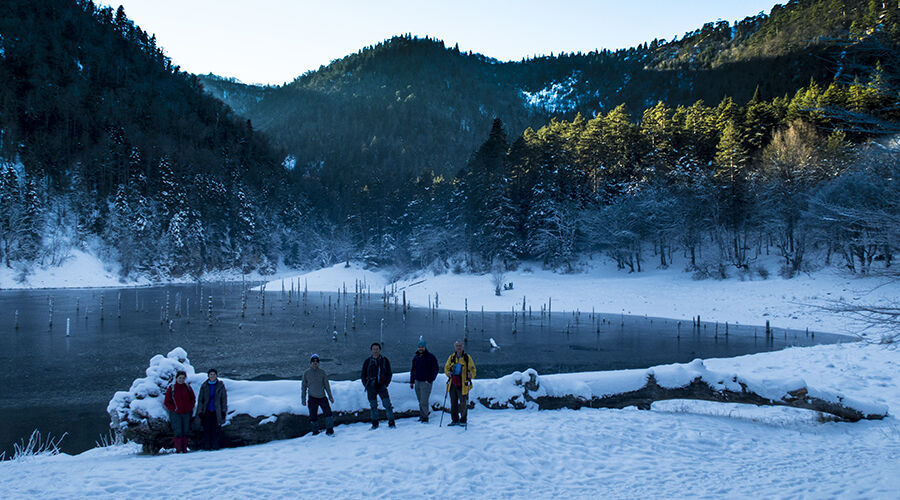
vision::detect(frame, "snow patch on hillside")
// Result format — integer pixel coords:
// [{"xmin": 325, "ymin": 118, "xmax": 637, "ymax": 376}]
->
[
  {"xmin": 0, "ymin": 248, "xmax": 304, "ymax": 290},
  {"xmin": 0, "ymin": 249, "xmax": 136, "ymax": 289},
  {"xmin": 521, "ymin": 72, "xmax": 580, "ymax": 113}
]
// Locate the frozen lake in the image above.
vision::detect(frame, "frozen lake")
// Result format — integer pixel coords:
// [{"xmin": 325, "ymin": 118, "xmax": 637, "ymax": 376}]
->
[{"xmin": 0, "ymin": 283, "xmax": 848, "ymax": 457}]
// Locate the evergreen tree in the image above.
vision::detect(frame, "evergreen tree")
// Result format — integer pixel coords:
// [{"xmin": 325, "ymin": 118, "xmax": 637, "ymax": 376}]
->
[
  {"xmin": 602, "ymin": 104, "xmax": 642, "ymax": 193},
  {"xmin": 713, "ymin": 119, "xmax": 752, "ymax": 268},
  {"xmin": 0, "ymin": 163, "xmax": 20, "ymax": 266},
  {"xmin": 19, "ymin": 176, "xmax": 42, "ymax": 261},
  {"xmin": 641, "ymin": 101, "xmax": 677, "ymax": 178},
  {"xmin": 526, "ymin": 161, "xmax": 576, "ymax": 268},
  {"xmin": 575, "ymin": 112, "xmax": 609, "ymax": 195},
  {"xmin": 743, "ymin": 88, "xmax": 779, "ymax": 154},
  {"xmin": 460, "ymin": 118, "xmax": 516, "ymax": 267}
]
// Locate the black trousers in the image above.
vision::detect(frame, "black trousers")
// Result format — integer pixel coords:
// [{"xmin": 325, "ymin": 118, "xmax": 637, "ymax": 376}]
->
[
  {"xmin": 201, "ymin": 410, "xmax": 221, "ymax": 450},
  {"xmin": 308, "ymin": 396, "xmax": 333, "ymax": 423}
]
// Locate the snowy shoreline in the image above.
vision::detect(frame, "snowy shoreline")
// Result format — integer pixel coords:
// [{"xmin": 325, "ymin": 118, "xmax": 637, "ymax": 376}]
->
[
  {"xmin": 5, "ymin": 250, "xmax": 896, "ymax": 337},
  {"xmin": 0, "ymin": 249, "xmax": 283, "ymax": 290},
  {"xmin": 4, "ymin": 342, "xmax": 898, "ymax": 498},
  {"xmin": 263, "ymin": 259, "xmax": 898, "ymax": 338}
]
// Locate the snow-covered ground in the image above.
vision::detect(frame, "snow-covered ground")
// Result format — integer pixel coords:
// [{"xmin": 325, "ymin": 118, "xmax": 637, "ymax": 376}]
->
[
  {"xmin": 3, "ymin": 258, "xmax": 898, "ymax": 498},
  {"xmin": 0, "ymin": 249, "xmax": 291, "ymax": 289},
  {"xmin": 0, "ymin": 250, "xmax": 138, "ymax": 289},
  {"xmin": 269, "ymin": 259, "xmax": 898, "ymax": 337},
  {"xmin": 2, "ymin": 342, "xmax": 898, "ymax": 498}
]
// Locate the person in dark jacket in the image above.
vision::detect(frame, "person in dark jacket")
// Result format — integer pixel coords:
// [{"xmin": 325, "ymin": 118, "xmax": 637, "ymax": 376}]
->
[
  {"xmin": 164, "ymin": 370, "xmax": 195, "ymax": 453},
  {"xmin": 409, "ymin": 339, "xmax": 439, "ymax": 422},
  {"xmin": 302, "ymin": 353, "xmax": 335, "ymax": 436},
  {"xmin": 361, "ymin": 342, "xmax": 394, "ymax": 429},
  {"xmin": 195, "ymin": 368, "xmax": 227, "ymax": 450}
]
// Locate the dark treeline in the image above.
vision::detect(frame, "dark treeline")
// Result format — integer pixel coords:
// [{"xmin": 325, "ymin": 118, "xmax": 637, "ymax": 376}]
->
[
  {"xmin": 0, "ymin": 0, "xmax": 289, "ymax": 277},
  {"xmin": 0, "ymin": 0, "xmax": 898, "ymax": 281}
]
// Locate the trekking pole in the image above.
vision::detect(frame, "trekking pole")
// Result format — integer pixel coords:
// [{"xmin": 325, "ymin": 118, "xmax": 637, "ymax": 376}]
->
[
  {"xmin": 439, "ymin": 383, "xmax": 449, "ymax": 427},
  {"xmin": 464, "ymin": 381, "xmax": 470, "ymax": 431}
]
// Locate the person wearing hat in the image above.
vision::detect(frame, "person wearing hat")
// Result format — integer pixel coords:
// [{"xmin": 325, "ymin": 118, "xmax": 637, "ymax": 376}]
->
[
  {"xmin": 302, "ymin": 354, "xmax": 335, "ymax": 436},
  {"xmin": 409, "ymin": 339, "xmax": 439, "ymax": 422}
]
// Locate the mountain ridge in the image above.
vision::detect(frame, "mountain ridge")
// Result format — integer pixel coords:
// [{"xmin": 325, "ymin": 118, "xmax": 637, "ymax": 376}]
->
[{"xmin": 201, "ymin": 0, "xmax": 898, "ymax": 185}]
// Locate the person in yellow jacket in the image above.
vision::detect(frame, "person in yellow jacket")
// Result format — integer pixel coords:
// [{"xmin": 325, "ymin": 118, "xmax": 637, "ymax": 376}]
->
[{"xmin": 443, "ymin": 340, "xmax": 476, "ymax": 426}]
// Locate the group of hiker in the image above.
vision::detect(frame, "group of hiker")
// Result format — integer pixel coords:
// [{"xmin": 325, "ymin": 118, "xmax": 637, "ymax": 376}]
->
[
  {"xmin": 303, "ymin": 339, "xmax": 476, "ymax": 435},
  {"xmin": 162, "ymin": 368, "xmax": 228, "ymax": 453},
  {"xmin": 164, "ymin": 340, "xmax": 475, "ymax": 451}
]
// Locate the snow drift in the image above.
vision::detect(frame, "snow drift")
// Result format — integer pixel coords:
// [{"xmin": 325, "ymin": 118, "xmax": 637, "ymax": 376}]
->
[{"xmin": 109, "ymin": 347, "xmax": 888, "ymax": 453}]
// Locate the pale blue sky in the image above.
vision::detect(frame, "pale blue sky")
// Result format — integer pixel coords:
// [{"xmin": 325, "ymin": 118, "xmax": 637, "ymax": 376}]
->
[{"xmin": 109, "ymin": 1, "xmax": 780, "ymax": 86}]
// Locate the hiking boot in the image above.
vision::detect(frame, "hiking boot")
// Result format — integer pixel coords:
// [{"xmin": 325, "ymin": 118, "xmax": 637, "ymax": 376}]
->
[
  {"xmin": 312, "ymin": 430, "xmax": 320, "ymax": 436},
  {"xmin": 447, "ymin": 421, "xmax": 459, "ymax": 427},
  {"xmin": 325, "ymin": 428, "xmax": 334, "ymax": 436},
  {"xmin": 421, "ymin": 416, "xmax": 429, "ymax": 423},
  {"xmin": 388, "ymin": 420, "xmax": 396, "ymax": 428},
  {"xmin": 370, "ymin": 421, "xmax": 379, "ymax": 429}
]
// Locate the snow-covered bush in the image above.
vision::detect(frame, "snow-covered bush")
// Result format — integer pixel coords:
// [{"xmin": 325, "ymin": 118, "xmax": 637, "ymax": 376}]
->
[{"xmin": 107, "ymin": 347, "xmax": 196, "ymax": 429}]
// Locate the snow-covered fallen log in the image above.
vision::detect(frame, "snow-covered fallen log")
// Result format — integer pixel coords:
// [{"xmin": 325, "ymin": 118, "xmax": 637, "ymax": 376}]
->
[
  {"xmin": 108, "ymin": 348, "xmax": 889, "ymax": 453},
  {"xmin": 484, "ymin": 361, "xmax": 889, "ymax": 422}
]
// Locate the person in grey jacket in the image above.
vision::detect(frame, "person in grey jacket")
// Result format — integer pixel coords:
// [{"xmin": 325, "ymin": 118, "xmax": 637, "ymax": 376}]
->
[
  {"xmin": 196, "ymin": 368, "xmax": 227, "ymax": 450},
  {"xmin": 302, "ymin": 353, "xmax": 335, "ymax": 436}
]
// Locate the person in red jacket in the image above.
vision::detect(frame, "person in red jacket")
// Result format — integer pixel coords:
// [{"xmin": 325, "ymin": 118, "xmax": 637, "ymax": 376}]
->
[{"xmin": 164, "ymin": 370, "xmax": 195, "ymax": 453}]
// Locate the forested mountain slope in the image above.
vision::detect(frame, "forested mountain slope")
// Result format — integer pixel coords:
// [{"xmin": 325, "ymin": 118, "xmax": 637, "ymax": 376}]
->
[
  {"xmin": 0, "ymin": 0, "xmax": 287, "ymax": 276},
  {"xmin": 1, "ymin": 0, "xmax": 897, "ymax": 281},
  {"xmin": 200, "ymin": 0, "xmax": 898, "ymax": 220}
]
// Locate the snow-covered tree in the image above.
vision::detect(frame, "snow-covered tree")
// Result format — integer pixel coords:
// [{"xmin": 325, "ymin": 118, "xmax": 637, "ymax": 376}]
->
[
  {"xmin": 0, "ymin": 162, "xmax": 21, "ymax": 267},
  {"xmin": 526, "ymin": 164, "xmax": 575, "ymax": 268},
  {"xmin": 18, "ymin": 175, "xmax": 43, "ymax": 262},
  {"xmin": 758, "ymin": 121, "xmax": 852, "ymax": 276}
]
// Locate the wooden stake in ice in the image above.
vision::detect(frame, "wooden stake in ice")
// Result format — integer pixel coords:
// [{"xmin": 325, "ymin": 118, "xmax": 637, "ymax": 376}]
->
[
  {"xmin": 261, "ymin": 284, "xmax": 266, "ymax": 316},
  {"xmin": 464, "ymin": 298, "xmax": 469, "ymax": 341}
]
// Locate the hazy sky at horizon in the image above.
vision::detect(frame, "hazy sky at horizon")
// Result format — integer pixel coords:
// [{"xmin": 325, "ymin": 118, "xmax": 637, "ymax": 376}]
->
[{"xmin": 107, "ymin": 1, "xmax": 780, "ymax": 86}]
